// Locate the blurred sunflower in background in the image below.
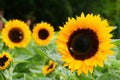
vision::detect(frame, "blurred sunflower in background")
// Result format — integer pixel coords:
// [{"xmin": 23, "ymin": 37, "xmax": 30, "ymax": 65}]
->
[
  {"xmin": 32, "ymin": 22, "xmax": 54, "ymax": 46},
  {"xmin": 0, "ymin": 52, "xmax": 12, "ymax": 70},
  {"xmin": 56, "ymin": 13, "xmax": 114, "ymax": 75},
  {"xmin": 1, "ymin": 19, "xmax": 31, "ymax": 49},
  {"xmin": 42, "ymin": 60, "xmax": 57, "ymax": 75}
]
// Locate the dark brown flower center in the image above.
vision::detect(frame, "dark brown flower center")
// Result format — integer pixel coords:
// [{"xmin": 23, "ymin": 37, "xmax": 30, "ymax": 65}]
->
[
  {"xmin": 67, "ymin": 29, "xmax": 99, "ymax": 60},
  {"xmin": 8, "ymin": 28, "xmax": 23, "ymax": 43},
  {"xmin": 0, "ymin": 55, "xmax": 8, "ymax": 67},
  {"xmin": 38, "ymin": 29, "xmax": 49, "ymax": 40},
  {"xmin": 47, "ymin": 63, "xmax": 54, "ymax": 70}
]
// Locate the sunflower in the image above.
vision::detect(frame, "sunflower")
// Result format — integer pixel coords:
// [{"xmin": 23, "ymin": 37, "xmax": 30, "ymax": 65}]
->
[
  {"xmin": 0, "ymin": 52, "xmax": 12, "ymax": 70},
  {"xmin": 42, "ymin": 60, "xmax": 57, "ymax": 75},
  {"xmin": 1, "ymin": 19, "xmax": 31, "ymax": 49},
  {"xmin": 56, "ymin": 13, "xmax": 114, "ymax": 75},
  {"xmin": 32, "ymin": 22, "xmax": 54, "ymax": 46}
]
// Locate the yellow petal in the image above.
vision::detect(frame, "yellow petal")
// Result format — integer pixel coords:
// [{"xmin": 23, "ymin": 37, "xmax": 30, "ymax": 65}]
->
[
  {"xmin": 69, "ymin": 60, "xmax": 76, "ymax": 70},
  {"xmin": 105, "ymin": 50, "xmax": 114, "ymax": 55},
  {"xmin": 88, "ymin": 66, "xmax": 94, "ymax": 73},
  {"xmin": 82, "ymin": 63, "xmax": 88, "ymax": 75},
  {"xmin": 73, "ymin": 60, "xmax": 83, "ymax": 71},
  {"xmin": 95, "ymin": 57, "xmax": 104, "ymax": 67},
  {"xmin": 84, "ymin": 59, "xmax": 91, "ymax": 66},
  {"xmin": 78, "ymin": 66, "xmax": 82, "ymax": 75},
  {"xmin": 64, "ymin": 62, "xmax": 69, "ymax": 67},
  {"xmin": 71, "ymin": 60, "xmax": 82, "ymax": 71},
  {"xmin": 95, "ymin": 52, "xmax": 106, "ymax": 60}
]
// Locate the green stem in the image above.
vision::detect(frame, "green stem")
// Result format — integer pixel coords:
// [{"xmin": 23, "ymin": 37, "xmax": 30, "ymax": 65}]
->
[
  {"xmin": 8, "ymin": 64, "xmax": 14, "ymax": 80},
  {"xmin": 0, "ymin": 71, "xmax": 6, "ymax": 80},
  {"xmin": 8, "ymin": 49, "xmax": 16, "ymax": 80},
  {"xmin": 7, "ymin": 49, "xmax": 15, "ymax": 80}
]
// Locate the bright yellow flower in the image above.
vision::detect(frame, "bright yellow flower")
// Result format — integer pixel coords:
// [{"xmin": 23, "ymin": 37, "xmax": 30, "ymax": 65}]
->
[
  {"xmin": 0, "ymin": 52, "xmax": 12, "ymax": 70},
  {"xmin": 56, "ymin": 13, "xmax": 114, "ymax": 75},
  {"xmin": 1, "ymin": 19, "xmax": 31, "ymax": 49},
  {"xmin": 32, "ymin": 22, "xmax": 54, "ymax": 46},
  {"xmin": 43, "ymin": 60, "xmax": 57, "ymax": 75}
]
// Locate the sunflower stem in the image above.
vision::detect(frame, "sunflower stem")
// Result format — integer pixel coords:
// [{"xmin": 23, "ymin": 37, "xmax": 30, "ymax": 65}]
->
[
  {"xmin": 0, "ymin": 71, "xmax": 6, "ymax": 80},
  {"xmin": 8, "ymin": 65, "xmax": 13, "ymax": 80},
  {"xmin": 8, "ymin": 57, "xmax": 16, "ymax": 80}
]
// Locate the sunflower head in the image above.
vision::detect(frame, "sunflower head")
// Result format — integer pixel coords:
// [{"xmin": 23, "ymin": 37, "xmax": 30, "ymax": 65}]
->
[
  {"xmin": 57, "ymin": 13, "xmax": 114, "ymax": 75},
  {"xmin": 1, "ymin": 19, "xmax": 31, "ymax": 49},
  {"xmin": 42, "ymin": 60, "xmax": 57, "ymax": 75},
  {"xmin": 32, "ymin": 22, "xmax": 54, "ymax": 46},
  {"xmin": 0, "ymin": 52, "xmax": 12, "ymax": 70}
]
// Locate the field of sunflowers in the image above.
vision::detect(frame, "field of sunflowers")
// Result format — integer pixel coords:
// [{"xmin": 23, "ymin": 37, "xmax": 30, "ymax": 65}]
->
[{"xmin": 0, "ymin": 12, "xmax": 120, "ymax": 80}]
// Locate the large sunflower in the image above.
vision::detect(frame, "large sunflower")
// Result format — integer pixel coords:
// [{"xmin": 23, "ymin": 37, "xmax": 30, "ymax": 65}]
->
[
  {"xmin": 56, "ymin": 13, "xmax": 114, "ymax": 75},
  {"xmin": 32, "ymin": 22, "xmax": 54, "ymax": 46},
  {"xmin": 42, "ymin": 60, "xmax": 57, "ymax": 75},
  {"xmin": 0, "ymin": 52, "xmax": 12, "ymax": 70},
  {"xmin": 1, "ymin": 19, "xmax": 31, "ymax": 49}
]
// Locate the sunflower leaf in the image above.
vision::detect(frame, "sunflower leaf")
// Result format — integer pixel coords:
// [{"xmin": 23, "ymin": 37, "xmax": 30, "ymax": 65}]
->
[
  {"xmin": 0, "ymin": 39, "xmax": 4, "ymax": 52},
  {"xmin": 39, "ymin": 46, "xmax": 63, "ymax": 65},
  {"xmin": 97, "ymin": 73, "xmax": 120, "ymax": 80},
  {"xmin": 12, "ymin": 47, "xmax": 35, "ymax": 61},
  {"xmin": 112, "ymin": 39, "xmax": 120, "ymax": 45}
]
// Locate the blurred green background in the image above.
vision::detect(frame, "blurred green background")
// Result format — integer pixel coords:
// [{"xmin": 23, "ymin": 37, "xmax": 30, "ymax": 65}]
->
[{"xmin": 0, "ymin": 0, "xmax": 120, "ymax": 38}]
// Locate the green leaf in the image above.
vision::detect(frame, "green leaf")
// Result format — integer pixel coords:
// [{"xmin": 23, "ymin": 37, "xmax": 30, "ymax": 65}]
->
[
  {"xmin": 40, "ymin": 46, "xmax": 63, "ymax": 65},
  {"xmin": 111, "ymin": 39, "xmax": 120, "ymax": 45},
  {"xmin": 12, "ymin": 47, "xmax": 35, "ymax": 61},
  {"xmin": 26, "ymin": 75, "xmax": 52, "ymax": 80},
  {"xmin": 0, "ymin": 39, "xmax": 4, "ymax": 52},
  {"xmin": 29, "ymin": 68, "xmax": 41, "ymax": 73},
  {"xmin": 75, "ymin": 73, "xmax": 94, "ymax": 80},
  {"xmin": 97, "ymin": 73, "xmax": 120, "ymax": 80},
  {"xmin": 112, "ymin": 46, "xmax": 120, "ymax": 60},
  {"xmin": 111, "ymin": 60, "xmax": 120, "ymax": 70},
  {"xmin": 33, "ymin": 46, "xmax": 45, "ymax": 60}
]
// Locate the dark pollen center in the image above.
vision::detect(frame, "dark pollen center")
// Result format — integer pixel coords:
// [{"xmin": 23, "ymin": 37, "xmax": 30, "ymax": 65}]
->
[
  {"xmin": 71, "ymin": 34, "xmax": 91, "ymax": 54},
  {"xmin": 0, "ymin": 55, "xmax": 8, "ymax": 67},
  {"xmin": 47, "ymin": 63, "xmax": 54, "ymax": 70},
  {"xmin": 8, "ymin": 28, "xmax": 23, "ymax": 43},
  {"xmin": 38, "ymin": 29, "xmax": 49, "ymax": 40},
  {"xmin": 67, "ymin": 29, "xmax": 99, "ymax": 60}
]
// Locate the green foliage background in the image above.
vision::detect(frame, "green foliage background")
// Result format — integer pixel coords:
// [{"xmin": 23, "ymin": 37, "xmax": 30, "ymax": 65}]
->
[
  {"xmin": 1, "ymin": 33, "xmax": 120, "ymax": 80},
  {"xmin": 0, "ymin": 0, "xmax": 120, "ymax": 38}
]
